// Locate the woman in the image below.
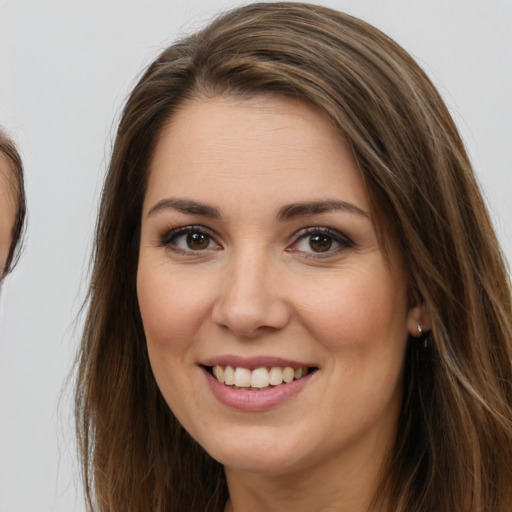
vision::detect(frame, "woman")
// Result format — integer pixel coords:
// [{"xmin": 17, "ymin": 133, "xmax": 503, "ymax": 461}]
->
[
  {"xmin": 0, "ymin": 130, "xmax": 25, "ymax": 280},
  {"xmin": 75, "ymin": 3, "xmax": 512, "ymax": 511}
]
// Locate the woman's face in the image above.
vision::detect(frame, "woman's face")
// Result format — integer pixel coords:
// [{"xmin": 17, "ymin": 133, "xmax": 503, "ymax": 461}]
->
[
  {"xmin": 137, "ymin": 96, "xmax": 423, "ymax": 477},
  {"xmin": 0, "ymin": 156, "xmax": 15, "ymax": 275}
]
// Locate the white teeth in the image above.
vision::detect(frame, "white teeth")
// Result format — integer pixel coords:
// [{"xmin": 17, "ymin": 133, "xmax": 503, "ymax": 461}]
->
[
  {"xmin": 283, "ymin": 367, "xmax": 294, "ymax": 383},
  {"xmin": 234, "ymin": 367, "xmax": 251, "ymax": 387},
  {"xmin": 211, "ymin": 365, "xmax": 309, "ymax": 388},
  {"xmin": 251, "ymin": 368, "xmax": 269, "ymax": 388},
  {"xmin": 224, "ymin": 365, "xmax": 235, "ymax": 385},
  {"xmin": 269, "ymin": 367, "xmax": 283, "ymax": 385},
  {"xmin": 213, "ymin": 365, "xmax": 225, "ymax": 383}
]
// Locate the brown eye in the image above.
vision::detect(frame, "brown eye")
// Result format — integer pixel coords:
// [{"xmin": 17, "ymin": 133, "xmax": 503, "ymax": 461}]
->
[
  {"xmin": 290, "ymin": 227, "xmax": 353, "ymax": 257},
  {"xmin": 309, "ymin": 234, "xmax": 332, "ymax": 252},
  {"xmin": 162, "ymin": 226, "xmax": 220, "ymax": 252},
  {"xmin": 187, "ymin": 232, "xmax": 210, "ymax": 250}
]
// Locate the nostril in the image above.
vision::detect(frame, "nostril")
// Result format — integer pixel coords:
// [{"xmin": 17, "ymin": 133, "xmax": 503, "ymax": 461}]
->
[{"xmin": 212, "ymin": 297, "xmax": 291, "ymax": 337}]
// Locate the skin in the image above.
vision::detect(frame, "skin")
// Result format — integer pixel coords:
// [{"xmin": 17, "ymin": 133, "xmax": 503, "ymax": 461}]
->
[
  {"xmin": 137, "ymin": 95, "xmax": 428, "ymax": 512},
  {"xmin": 0, "ymin": 155, "xmax": 15, "ymax": 277}
]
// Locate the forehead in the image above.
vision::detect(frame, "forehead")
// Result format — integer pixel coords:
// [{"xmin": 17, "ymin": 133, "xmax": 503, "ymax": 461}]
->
[
  {"xmin": 144, "ymin": 95, "xmax": 370, "ymax": 215},
  {"xmin": 0, "ymin": 153, "xmax": 16, "ymax": 203}
]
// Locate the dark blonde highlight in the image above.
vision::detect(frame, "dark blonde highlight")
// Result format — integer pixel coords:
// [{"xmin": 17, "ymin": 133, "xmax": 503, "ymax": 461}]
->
[{"xmin": 76, "ymin": 3, "xmax": 512, "ymax": 511}]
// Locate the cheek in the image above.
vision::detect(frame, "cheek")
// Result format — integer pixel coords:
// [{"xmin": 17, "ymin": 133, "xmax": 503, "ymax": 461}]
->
[
  {"xmin": 292, "ymin": 265, "xmax": 409, "ymax": 353},
  {"xmin": 0, "ymin": 211, "xmax": 14, "ymax": 270},
  {"xmin": 136, "ymin": 261, "xmax": 209, "ymax": 415},
  {"xmin": 137, "ymin": 262, "xmax": 206, "ymax": 352}
]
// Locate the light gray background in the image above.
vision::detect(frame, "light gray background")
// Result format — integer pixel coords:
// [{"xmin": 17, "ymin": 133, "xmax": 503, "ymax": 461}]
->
[{"xmin": 0, "ymin": 1, "xmax": 510, "ymax": 511}]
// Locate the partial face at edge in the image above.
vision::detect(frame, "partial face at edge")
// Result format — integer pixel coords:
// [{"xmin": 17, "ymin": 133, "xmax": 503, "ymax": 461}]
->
[
  {"xmin": 0, "ymin": 155, "xmax": 16, "ymax": 276},
  {"xmin": 137, "ymin": 95, "xmax": 426, "ymax": 477}
]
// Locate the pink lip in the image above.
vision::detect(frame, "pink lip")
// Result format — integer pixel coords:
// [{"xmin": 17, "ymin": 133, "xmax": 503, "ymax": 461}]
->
[
  {"xmin": 201, "ymin": 355, "xmax": 313, "ymax": 370},
  {"xmin": 202, "ymin": 367, "xmax": 316, "ymax": 412}
]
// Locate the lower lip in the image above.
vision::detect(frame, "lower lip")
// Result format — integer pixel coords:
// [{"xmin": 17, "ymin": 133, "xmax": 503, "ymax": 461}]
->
[{"xmin": 203, "ymin": 368, "xmax": 315, "ymax": 411}]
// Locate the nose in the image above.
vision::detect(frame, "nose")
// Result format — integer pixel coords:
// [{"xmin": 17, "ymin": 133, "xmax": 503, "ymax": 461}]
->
[{"xmin": 212, "ymin": 250, "xmax": 291, "ymax": 337}]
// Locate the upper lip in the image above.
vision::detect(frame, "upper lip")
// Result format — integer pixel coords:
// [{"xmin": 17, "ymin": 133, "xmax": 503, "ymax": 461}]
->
[{"xmin": 200, "ymin": 355, "xmax": 316, "ymax": 370}]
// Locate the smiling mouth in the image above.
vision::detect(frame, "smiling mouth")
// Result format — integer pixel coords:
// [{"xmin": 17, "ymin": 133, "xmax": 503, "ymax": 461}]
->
[{"xmin": 205, "ymin": 365, "xmax": 317, "ymax": 390}]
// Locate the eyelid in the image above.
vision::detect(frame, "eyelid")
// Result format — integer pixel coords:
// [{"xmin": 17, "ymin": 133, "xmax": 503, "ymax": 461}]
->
[
  {"xmin": 159, "ymin": 224, "xmax": 221, "ymax": 251},
  {"xmin": 287, "ymin": 226, "xmax": 354, "ymax": 256},
  {"xmin": 158, "ymin": 224, "xmax": 353, "ymax": 257}
]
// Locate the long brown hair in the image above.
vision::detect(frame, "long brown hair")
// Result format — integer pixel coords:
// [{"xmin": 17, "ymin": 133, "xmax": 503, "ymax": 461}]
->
[
  {"xmin": 75, "ymin": 3, "xmax": 512, "ymax": 511},
  {"xmin": 0, "ymin": 130, "xmax": 26, "ymax": 277}
]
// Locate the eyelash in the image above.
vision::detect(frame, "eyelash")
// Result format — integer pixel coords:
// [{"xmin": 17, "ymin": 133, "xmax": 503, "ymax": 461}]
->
[
  {"xmin": 288, "ymin": 226, "xmax": 354, "ymax": 258},
  {"xmin": 159, "ymin": 225, "xmax": 220, "ymax": 254},
  {"xmin": 159, "ymin": 225, "xmax": 354, "ymax": 257}
]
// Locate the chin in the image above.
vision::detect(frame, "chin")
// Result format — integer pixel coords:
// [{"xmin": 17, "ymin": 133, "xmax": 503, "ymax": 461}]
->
[
  {"xmin": 218, "ymin": 451, "xmax": 304, "ymax": 476},
  {"xmin": 198, "ymin": 428, "xmax": 311, "ymax": 475}
]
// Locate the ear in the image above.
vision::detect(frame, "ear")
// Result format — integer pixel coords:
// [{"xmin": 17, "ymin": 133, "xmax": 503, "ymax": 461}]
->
[{"xmin": 406, "ymin": 303, "xmax": 431, "ymax": 338}]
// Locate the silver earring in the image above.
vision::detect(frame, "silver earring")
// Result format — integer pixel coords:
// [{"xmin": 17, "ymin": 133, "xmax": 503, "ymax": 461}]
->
[{"xmin": 417, "ymin": 323, "xmax": 431, "ymax": 349}]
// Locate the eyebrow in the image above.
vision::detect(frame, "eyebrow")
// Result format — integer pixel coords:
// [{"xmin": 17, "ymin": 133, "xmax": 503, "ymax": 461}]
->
[
  {"xmin": 277, "ymin": 200, "xmax": 370, "ymax": 221},
  {"xmin": 147, "ymin": 197, "xmax": 369, "ymax": 221},
  {"xmin": 147, "ymin": 198, "xmax": 221, "ymax": 219}
]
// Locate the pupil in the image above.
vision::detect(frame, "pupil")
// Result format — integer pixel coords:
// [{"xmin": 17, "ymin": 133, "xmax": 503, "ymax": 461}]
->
[
  {"xmin": 187, "ymin": 232, "xmax": 209, "ymax": 250},
  {"xmin": 310, "ymin": 234, "xmax": 332, "ymax": 252}
]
